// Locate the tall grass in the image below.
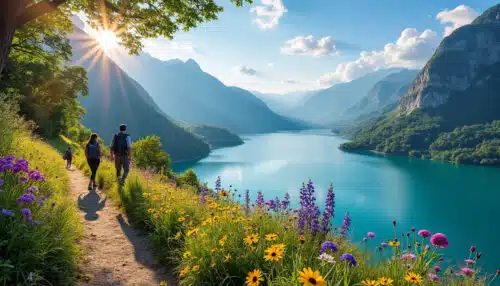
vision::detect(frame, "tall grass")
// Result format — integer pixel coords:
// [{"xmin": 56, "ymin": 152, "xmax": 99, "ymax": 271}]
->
[
  {"xmin": 66, "ymin": 134, "xmax": 497, "ymax": 286},
  {"xmin": 0, "ymin": 98, "xmax": 81, "ymax": 285}
]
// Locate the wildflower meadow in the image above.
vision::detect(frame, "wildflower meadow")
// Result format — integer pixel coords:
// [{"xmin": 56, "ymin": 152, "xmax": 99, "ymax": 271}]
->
[{"xmin": 67, "ymin": 134, "xmax": 498, "ymax": 286}]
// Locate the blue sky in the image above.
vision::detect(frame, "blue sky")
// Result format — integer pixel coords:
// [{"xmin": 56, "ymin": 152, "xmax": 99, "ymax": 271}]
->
[{"xmin": 140, "ymin": 0, "xmax": 494, "ymax": 94}]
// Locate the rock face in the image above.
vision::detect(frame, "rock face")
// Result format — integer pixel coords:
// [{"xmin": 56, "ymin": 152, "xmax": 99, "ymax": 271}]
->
[{"xmin": 399, "ymin": 4, "xmax": 500, "ymax": 114}]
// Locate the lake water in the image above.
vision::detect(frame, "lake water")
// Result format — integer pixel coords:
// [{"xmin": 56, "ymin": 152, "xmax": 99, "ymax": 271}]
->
[{"xmin": 173, "ymin": 130, "xmax": 500, "ymax": 272}]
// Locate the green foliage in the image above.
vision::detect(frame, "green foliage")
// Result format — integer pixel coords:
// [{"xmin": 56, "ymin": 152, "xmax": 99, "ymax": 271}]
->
[
  {"xmin": 0, "ymin": 99, "xmax": 81, "ymax": 285},
  {"xmin": 177, "ymin": 169, "xmax": 199, "ymax": 188},
  {"xmin": 341, "ymin": 112, "xmax": 443, "ymax": 155},
  {"xmin": 187, "ymin": 125, "xmax": 244, "ymax": 149},
  {"xmin": 1, "ymin": 9, "xmax": 88, "ymax": 138},
  {"xmin": 132, "ymin": 136, "xmax": 171, "ymax": 174},
  {"xmin": 429, "ymin": 121, "xmax": 500, "ymax": 165}
]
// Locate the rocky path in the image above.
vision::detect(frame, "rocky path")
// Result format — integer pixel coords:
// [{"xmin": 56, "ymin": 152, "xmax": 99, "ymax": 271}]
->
[{"xmin": 69, "ymin": 169, "xmax": 176, "ymax": 286}]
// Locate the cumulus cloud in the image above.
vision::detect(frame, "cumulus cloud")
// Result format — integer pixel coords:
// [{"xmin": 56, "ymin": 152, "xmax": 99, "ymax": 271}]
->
[
  {"xmin": 251, "ymin": 0, "xmax": 287, "ymax": 30},
  {"xmin": 437, "ymin": 5, "xmax": 479, "ymax": 37},
  {"xmin": 281, "ymin": 35, "xmax": 340, "ymax": 57},
  {"xmin": 318, "ymin": 28, "xmax": 439, "ymax": 85},
  {"xmin": 236, "ymin": 65, "xmax": 260, "ymax": 76}
]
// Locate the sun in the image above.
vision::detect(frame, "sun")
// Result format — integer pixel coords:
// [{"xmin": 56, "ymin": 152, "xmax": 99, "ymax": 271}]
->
[{"xmin": 95, "ymin": 29, "xmax": 118, "ymax": 51}]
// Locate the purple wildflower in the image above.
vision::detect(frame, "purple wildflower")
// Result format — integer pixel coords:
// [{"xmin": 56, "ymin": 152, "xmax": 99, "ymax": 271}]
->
[
  {"xmin": 256, "ymin": 191, "xmax": 264, "ymax": 208},
  {"xmin": 418, "ymin": 229, "xmax": 431, "ymax": 238},
  {"xmin": 428, "ymin": 274, "xmax": 439, "ymax": 281},
  {"xmin": 266, "ymin": 200, "xmax": 277, "ymax": 211},
  {"xmin": 340, "ymin": 253, "xmax": 357, "ymax": 266},
  {"xmin": 433, "ymin": 266, "xmax": 442, "ymax": 273},
  {"xmin": 401, "ymin": 253, "xmax": 417, "ymax": 261},
  {"xmin": 281, "ymin": 193, "xmax": 290, "ymax": 210},
  {"xmin": 199, "ymin": 183, "xmax": 208, "ymax": 204},
  {"xmin": 430, "ymin": 233, "xmax": 449, "ymax": 248},
  {"xmin": 30, "ymin": 220, "xmax": 41, "ymax": 227},
  {"xmin": 0, "ymin": 156, "xmax": 15, "ymax": 172},
  {"xmin": 310, "ymin": 204, "xmax": 320, "ymax": 235},
  {"xmin": 17, "ymin": 193, "xmax": 36, "ymax": 204},
  {"xmin": 12, "ymin": 159, "xmax": 29, "ymax": 173},
  {"xmin": 20, "ymin": 177, "xmax": 27, "ymax": 184},
  {"xmin": 320, "ymin": 241, "xmax": 338, "ymax": 254},
  {"xmin": 320, "ymin": 184, "xmax": 335, "ymax": 233},
  {"xmin": 274, "ymin": 196, "xmax": 281, "ymax": 210},
  {"xmin": 340, "ymin": 211, "xmax": 351, "ymax": 237},
  {"xmin": 381, "ymin": 242, "xmax": 388, "ymax": 247},
  {"xmin": 214, "ymin": 176, "xmax": 221, "ymax": 193},
  {"xmin": 469, "ymin": 245, "xmax": 476, "ymax": 253},
  {"xmin": 297, "ymin": 180, "xmax": 321, "ymax": 235},
  {"xmin": 363, "ymin": 237, "xmax": 368, "ymax": 242},
  {"xmin": 27, "ymin": 186, "xmax": 39, "ymax": 194},
  {"xmin": 20, "ymin": 208, "xmax": 32, "ymax": 221},
  {"xmin": 1, "ymin": 208, "xmax": 14, "ymax": 217},
  {"xmin": 28, "ymin": 170, "xmax": 45, "ymax": 182},
  {"xmin": 367, "ymin": 232, "xmax": 375, "ymax": 238}
]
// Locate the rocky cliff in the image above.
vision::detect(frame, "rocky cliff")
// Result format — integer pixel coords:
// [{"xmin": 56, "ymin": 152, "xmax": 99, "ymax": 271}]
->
[{"xmin": 399, "ymin": 4, "xmax": 500, "ymax": 114}]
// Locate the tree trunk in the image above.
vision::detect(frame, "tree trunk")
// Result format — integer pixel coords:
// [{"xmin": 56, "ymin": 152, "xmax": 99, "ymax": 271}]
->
[{"xmin": 0, "ymin": 0, "xmax": 26, "ymax": 78}]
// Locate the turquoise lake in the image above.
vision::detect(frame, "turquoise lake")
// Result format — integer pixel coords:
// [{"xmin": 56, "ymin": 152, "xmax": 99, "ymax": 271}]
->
[{"xmin": 173, "ymin": 130, "xmax": 500, "ymax": 272}]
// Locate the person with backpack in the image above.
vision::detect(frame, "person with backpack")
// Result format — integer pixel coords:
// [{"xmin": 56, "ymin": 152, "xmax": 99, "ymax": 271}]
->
[
  {"xmin": 64, "ymin": 147, "xmax": 73, "ymax": 169},
  {"xmin": 110, "ymin": 124, "xmax": 132, "ymax": 185},
  {"xmin": 85, "ymin": 133, "xmax": 102, "ymax": 190}
]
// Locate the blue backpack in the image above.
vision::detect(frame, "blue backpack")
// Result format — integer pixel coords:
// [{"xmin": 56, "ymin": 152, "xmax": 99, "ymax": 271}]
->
[{"xmin": 87, "ymin": 142, "xmax": 100, "ymax": 159}]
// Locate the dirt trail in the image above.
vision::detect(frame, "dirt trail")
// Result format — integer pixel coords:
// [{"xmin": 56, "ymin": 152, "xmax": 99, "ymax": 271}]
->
[{"xmin": 69, "ymin": 168, "xmax": 176, "ymax": 286}]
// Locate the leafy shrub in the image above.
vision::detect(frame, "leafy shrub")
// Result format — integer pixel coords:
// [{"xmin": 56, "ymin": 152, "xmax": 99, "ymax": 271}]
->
[
  {"xmin": 132, "ymin": 136, "xmax": 171, "ymax": 174},
  {"xmin": 177, "ymin": 169, "xmax": 199, "ymax": 188}
]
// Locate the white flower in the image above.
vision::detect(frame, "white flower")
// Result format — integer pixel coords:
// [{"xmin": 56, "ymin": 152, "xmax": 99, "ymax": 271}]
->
[{"xmin": 317, "ymin": 253, "xmax": 336, "ymax": 264}]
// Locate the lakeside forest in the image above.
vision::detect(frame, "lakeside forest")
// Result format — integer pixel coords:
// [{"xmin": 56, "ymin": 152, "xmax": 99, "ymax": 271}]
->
[{"xmin": 1, "ymin": 1, "xmax": 500, "ymax": 285}]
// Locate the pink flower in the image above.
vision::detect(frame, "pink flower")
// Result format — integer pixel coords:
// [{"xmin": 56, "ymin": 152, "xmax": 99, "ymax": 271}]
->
[
  {"xmin": 469, "ymin": 245, "xmax": 476, "ymax": 253},
  {"xmin": 430, "ymin": 233, "xmax": 449, "ymax": 248},
  {"xmin": 461, "ymin": 267, "xmax": 474, "ymax": 276},
  {"xmin": 418, "ymin": 229, "xmax": 431, "ymax": 238},
  {"xmin": 464, "ymin": 259, "xmax": 475, "ymax": 265},
  {"xmin": 428, "ymin": 273, "xmax": 439, "ymax": 281},
  {"xmin": 367, "ymin": 232, "xmax": 375, "ymax": 238},
  {"xmin": 433, "ymin": 266, "xmax": 442, "ymax": 273}
]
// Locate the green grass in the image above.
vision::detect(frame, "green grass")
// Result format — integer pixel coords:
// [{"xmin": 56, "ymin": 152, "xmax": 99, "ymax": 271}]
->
[{"xmin": 0, "ymin": 100, "xmax": 82, "ymax": 285}]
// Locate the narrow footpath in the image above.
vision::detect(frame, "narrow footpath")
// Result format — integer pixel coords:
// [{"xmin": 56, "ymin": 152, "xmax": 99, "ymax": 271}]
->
[{"xmin": 69, "ymin": 168, "xmax": 176, "ymax": 286}]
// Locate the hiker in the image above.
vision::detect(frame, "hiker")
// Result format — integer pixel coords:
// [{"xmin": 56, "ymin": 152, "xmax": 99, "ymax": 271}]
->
[
  {"xmin": 63, "ymin": 147, "xmax": 73, "ymax": 169},
  {"xmin": 110, "ymin": 124, "xmax": 132, "ymax": 185},
  {"xmin": 85, "ymin": 133, "xmax": 101, "ymax": 190}
]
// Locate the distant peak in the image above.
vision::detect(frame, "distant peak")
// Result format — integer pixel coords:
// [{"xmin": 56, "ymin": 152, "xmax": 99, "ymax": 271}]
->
[
  {"xmin": 471, "ymin": 4, "xmax": 500, "ymax": 25},
  {"xmin": 185, "ymin": 59, "xmax": 200, "ymax": 69}
]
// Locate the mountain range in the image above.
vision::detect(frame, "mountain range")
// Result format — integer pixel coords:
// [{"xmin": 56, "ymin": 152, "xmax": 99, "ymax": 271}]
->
[
  {"xmin": 341, "ymin": 4, "xmax": 500, "ymax": 166},
  {"xmin": 110, "ymin": 53, "xmax": 305, "ymax": 134},
  {"xmin": 69, "ymin": 26, "xmax": 212, "ymax": 162}
]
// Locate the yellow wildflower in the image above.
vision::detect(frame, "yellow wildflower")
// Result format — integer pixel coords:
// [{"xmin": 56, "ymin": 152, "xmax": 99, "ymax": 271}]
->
[
  {"xmin": 264, "ymin": 245, "xmax": 284, "ymax": 262},
  {"xmin": 179, "ymin": 266, "xmax": 189, "ymax": 277},
  {"xmin": 245, "ymin": 269, "xmax": 264, "ymax": 286},
  {"xmin": 186, "ymin": 228, "xmax": 199, "ymax": 237},
  {"xmin": 219, "ymin": 235, "xmax": 227, "ymax": 246},
  {"xmin": 232, "ymin": 205, "xmax": 241, "ymax": 211},
  {"xmin": 224, "ymin": 254, "xmax": 231, "ymax": 262},
  {"xmin": 192, "ymin": 265, "xmax": 199, "ymax": 271},
  {"xmin": 177, "ymin": 216, "xmax": 186, "ymax": 222},
  {"xmin": 211, "ymin": 248, "xmax": 217, "ymax": 253},
  {"xmin": 219, "ymin": 190, "xmax": 229, "ymax": 197},
  {"xmin": 244, "ymin": 234, "xmax": 259, "ymax": 246},
  {"xmin": 404, "ymin": 272, "xmax": 423, "ymax": 284},
  {"xmin": 159, "ymin": 281, "xmax": 168, "ymax": 286},
  {"xmin": 388, "ymin": 240, "xmax": 400, "ymax": 247},
  {"xmin": 178, "ymin": 209, "xmax": 185, "ymax": 215},
  {"xmin": 208, "ymin": 202, "xmax": 218, "ymax": 209},
  {"xmin": 183, "ymin": 251, "xmax": 191, "ymax": 258},
  {"xmin": 377, "ymin": 277, "xmax": 393, "ymax": 285},
  {"xmin": 174, "ymin": 232, "xmax": 182, "ymax": 240},
  {"xmin": 265, "ymin": 233, "xmax": 278, "ymax": 241},
  {"xmin": 297, "ymin": 268, "xmax": 326, "ymax": 286},
  {"xmin": 361, "ymin": 280, "xmax": 379, "ymax": 286}
]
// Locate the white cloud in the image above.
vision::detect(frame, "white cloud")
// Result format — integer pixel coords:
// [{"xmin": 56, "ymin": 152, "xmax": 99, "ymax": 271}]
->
[
  {"xmin": 251, "ymin": 0, "xmax": 287, "ymax": 30},
  {"xmin": 437, "ymin": 5, "xmax": 479, "ymax": 37},
  {"xmin": 267, "ymin": 62, "xmax": 275, "ymax": 68},
  {"xmin": 318, "ymin": 28, "xmax": 439, "ymax": 85},
  {"xmin": 235, "ymin": 65, "xmax": 259, "ymax": 76},
  {"xmin": 281, "ymin": 35, "xmax": 339, "ymax": 57}
]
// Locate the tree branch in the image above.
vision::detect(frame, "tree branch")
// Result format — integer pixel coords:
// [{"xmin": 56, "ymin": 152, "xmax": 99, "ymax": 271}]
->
[{"xmin": 16, "ymin": 0, "xmax": 68, "ymax": 28}]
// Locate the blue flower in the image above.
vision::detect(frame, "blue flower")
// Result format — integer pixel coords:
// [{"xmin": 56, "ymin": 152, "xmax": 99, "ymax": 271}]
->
[
  {"xmin": 1, "ymin": 208, "xmax": 14, "ymax": 217},
  {"xmin": 20, "ymin": 208, "xmax": 32, "ymax": 221},
  {"xmin": 17, "ymin": 193, "xmax": 36, "ymax": 204},
  {"xmin": 340, "ymin": 253, "xmax": 357, "ymax": 266},
  {"xmin": 320, "ymin": 241, "xmax": 338, "ymax": 254}
]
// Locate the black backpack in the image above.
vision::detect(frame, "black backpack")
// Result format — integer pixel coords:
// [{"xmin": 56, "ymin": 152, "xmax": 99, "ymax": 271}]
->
[
  {"xmin": 112, "ymin": 133, "xmax": 129, "ymax": 156},
  {"xmin": 86, "ymin": 142, "xmax": 99, "ymax": 159}
]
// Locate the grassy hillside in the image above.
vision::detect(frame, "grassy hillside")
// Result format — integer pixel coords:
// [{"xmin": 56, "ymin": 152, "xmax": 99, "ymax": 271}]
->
[
  {"xmin": 186, "ymin": 125, "xmax": 244, "ymax": 149},
  {"xmin": 0, "ymin": 99, "xmax": 81, "ymax": 285}
]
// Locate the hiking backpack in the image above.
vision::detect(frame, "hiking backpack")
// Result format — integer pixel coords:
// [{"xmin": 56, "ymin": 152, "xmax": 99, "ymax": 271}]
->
[
  {"xmin": 112, "ymin": 133, "xmax": 129, "ymax": 156},
  {"xmin": 87, "ymin": 142, "xmax": 100, "ymax": 159}
]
